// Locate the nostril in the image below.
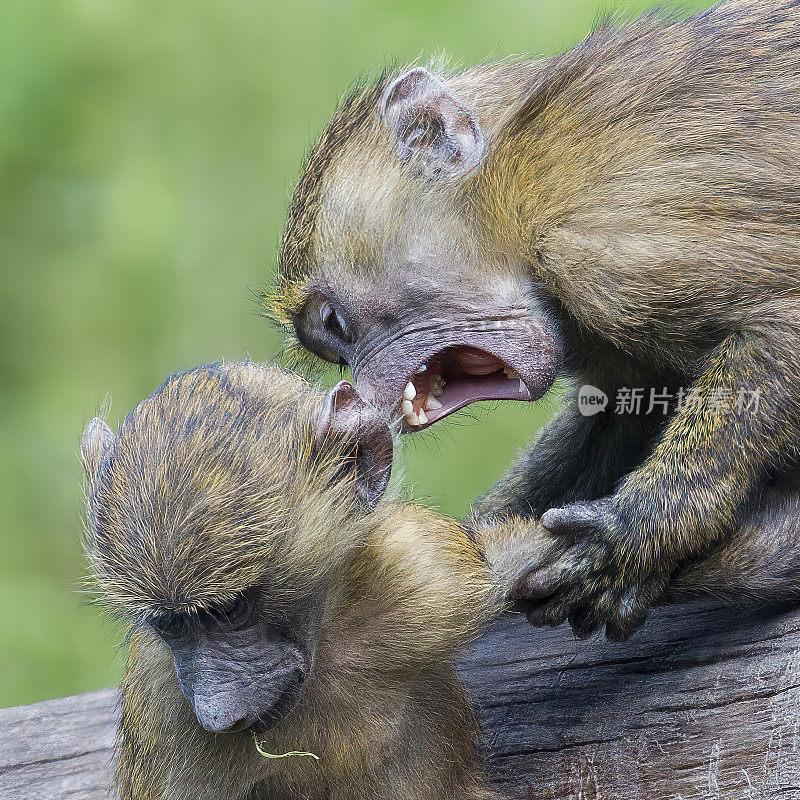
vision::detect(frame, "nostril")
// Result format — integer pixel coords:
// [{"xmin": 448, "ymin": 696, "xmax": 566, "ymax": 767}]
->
[{"xmin": 292, "ymin": 668, "xmax": 307, "ymax": 693}]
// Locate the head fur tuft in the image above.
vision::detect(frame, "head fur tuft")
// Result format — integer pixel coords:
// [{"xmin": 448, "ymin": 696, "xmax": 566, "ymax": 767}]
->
[
  {"xmin": 264, "ymin": 72, "xmax": 394, "ymax": 349},
  {"xmin": 82, "ymin": 362, "xmax": 390, "ymax": 616}
]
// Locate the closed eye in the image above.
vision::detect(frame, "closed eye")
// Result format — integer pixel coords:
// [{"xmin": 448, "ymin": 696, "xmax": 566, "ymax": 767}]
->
[
  {"xmin": 149, "ymin": 611, "xmax": 189, "ymax": 639},
  {"xmin": 211, "ymin": 594, "xmax": 253, "ymax": 628}
]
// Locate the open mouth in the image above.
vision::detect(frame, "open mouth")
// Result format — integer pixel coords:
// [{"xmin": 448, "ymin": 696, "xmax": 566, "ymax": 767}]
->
[{"xmin": 398, "ymin": 346, "xmax": 532, "ymax": 431}]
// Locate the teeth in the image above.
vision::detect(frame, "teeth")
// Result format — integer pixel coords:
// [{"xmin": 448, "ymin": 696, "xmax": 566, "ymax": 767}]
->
[
  {"xmin": 430, "ymin": 375, "xmax": 445, "ymax": 397},
  {"xmin": 402, "ymin": 398, "xmax": 420, "ymax": 427},
  {"xmin": 403, "ymin": 381, "xmax": 416, "ymax": 401},
  {"xmin": 417, "ymin": 408, "xmax": 429, "ymax": 425},
  {"xmin": 519, "ymin": 379, "xmax": 526, "ymax": 394},
  {"xmin": 415, "ymin": 365, "xmax": 427, "ymax": 374},
  {"xmin": 425, "ymin": 396, "xmax": 443, "ymax": 410}
]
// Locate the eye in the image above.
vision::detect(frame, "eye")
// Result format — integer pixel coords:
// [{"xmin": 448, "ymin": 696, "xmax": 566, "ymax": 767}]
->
[
  {"xmin": 149, "ymin": 612, "xmax": 188, "ymax": 639},
  {"xmin": 210, "ymin": 594, "xmax": 253, "ymax": 629},
  {"xmin": 319, "ymin": 301, "xmax": 352, "ymax": 343}
]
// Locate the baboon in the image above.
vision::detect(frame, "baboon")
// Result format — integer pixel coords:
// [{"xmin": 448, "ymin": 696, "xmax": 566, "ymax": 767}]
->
[
  {"xmin": 81, "ymin": 362, "xmax": 509, "ymax": 800},
  {"xmin": 268, "ymin": 0, "xmax": 800, "ymax": 640}
]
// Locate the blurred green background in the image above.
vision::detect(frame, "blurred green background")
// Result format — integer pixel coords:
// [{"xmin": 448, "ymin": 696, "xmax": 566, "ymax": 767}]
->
[{"xmin": 0, "ymin": 0, "xmax": 708, "ymax": 708}]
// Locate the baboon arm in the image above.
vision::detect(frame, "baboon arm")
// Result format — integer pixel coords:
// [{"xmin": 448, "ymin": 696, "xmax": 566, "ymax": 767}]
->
[
  {"xmin": 472, "ymin": 514, "xmax": 559, "ymax": 602},
  {"xmin": 611, "ymin": 324, "xmax": 800, "ymax": 573},
  {"xmin": 486, "ymin": 321, "xmax": 800, "ymax": 639}
]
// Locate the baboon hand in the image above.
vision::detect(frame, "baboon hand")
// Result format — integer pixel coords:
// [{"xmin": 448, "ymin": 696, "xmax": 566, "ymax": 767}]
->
[{"xmin": 510, "ymin": 498, "xmax": 667, "ymax": 641}]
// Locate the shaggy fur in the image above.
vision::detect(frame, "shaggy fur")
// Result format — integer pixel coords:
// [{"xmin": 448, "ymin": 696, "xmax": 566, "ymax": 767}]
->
[
  {"xmin": 82, "ymin": 362, "xmax": 503, "ymax": 800},
  {"xmin": 269, "ymin": 0, "xmax": 800, "ymax": 640}
]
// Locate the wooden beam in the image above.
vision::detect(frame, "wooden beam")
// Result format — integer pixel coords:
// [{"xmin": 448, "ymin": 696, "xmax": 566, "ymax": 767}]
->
[
  {"xmin": 464, "ymin": 601, "xmax": 800, "ymax": 799},
  {"xmin": 2, "ymin": 601, "xmax": 800, "ymax": 798},
  {"xmin": 0, "ymin": 687, "xmax": 116, "ymax": 800}
]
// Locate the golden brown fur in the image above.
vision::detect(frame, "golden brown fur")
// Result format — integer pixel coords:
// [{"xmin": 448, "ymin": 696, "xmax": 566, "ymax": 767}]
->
[
  {"xmin": 268, "ymin": 0, "xmax": 800, "ymax": 640},
  {"xmin": 81, "ymin": 362, "xmax": 503, "ymax": 800}
]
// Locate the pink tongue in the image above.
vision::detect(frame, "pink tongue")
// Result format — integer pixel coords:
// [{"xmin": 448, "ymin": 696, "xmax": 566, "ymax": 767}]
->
[{"xmin": 423, "ymin": 371, "xmax": 531, "ymax": 426}]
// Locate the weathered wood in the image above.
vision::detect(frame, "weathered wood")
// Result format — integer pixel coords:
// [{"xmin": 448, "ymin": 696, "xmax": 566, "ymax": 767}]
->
[
  {"xmin": 0, "ymin": 687, "xmax": 116, "ymax": 800},
  {"xmin": 464, "ymin": 602, "xmax": 800, "ymax": 799},
  {"xmin": 2, "ymin": 601, "xmax": 800, "ymax": 799}
]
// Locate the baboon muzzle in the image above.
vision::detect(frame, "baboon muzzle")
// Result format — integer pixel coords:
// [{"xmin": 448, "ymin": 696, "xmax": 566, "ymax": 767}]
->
[{"xmin": 170, "ymin": 626, "xmax": 309, "ymax": 734}]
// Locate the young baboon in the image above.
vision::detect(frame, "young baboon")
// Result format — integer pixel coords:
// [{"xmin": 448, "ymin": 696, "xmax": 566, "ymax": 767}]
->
[
  {"xmin": 267, "ymin": 0, "xmax": 800, "ymax": 640},
  {"xmin": 81, "ymin": 362, "xmax": 507, "ymax": 800}
]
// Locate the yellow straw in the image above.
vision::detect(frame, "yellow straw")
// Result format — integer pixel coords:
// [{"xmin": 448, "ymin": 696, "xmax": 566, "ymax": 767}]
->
[{"xmin": 252, "ymin": 732, "xmax": 319, "ymax": 761}]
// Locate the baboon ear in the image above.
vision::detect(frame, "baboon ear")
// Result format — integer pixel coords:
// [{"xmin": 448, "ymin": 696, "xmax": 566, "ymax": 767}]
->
[
  {"xmin": 380, "ymin": 67, "xmax": 484, "ymax": 180},
  {"xmin": 80, "ymin": 417, "xmax": 114, "ymax": 480},
  {"xmin": 314, "ymin": 381, "xmax": 393, "ymax": 512}
]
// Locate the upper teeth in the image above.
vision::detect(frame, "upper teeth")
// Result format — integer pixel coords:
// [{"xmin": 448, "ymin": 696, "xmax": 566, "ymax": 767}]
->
[
  {"xmin": 401, "ymin": 398, "xmax": 419, "ymax": 426},
  {"xmin": 402, "ymin": 375, "xmax": 444, "ymax": 427}
]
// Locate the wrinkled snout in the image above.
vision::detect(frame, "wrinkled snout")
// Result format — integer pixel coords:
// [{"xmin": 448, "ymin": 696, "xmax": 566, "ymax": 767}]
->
[
  {"xmin": 353, "ymin": 314, "xmax": 560, "ymax": 432},
  {"xmin": 169, "ymin": 626, "xmax": 309, "ymax": 734},
  {"xmin": 187, "ymin": 663, "xmax": 306, "ymax": 734}
]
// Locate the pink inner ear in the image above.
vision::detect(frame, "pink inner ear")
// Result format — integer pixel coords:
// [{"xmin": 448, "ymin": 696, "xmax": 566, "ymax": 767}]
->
[
  {"xmin": 381, "ymin": 67, "xmax": 485, "ymax": 177},
  {"xmin": 314, "ymin": 380, "xmax": 363, "ymax": 444},
  {"xmin": 382, "ymin": 67, "xmax": 433, "ymax": 110},
  {"xmin": 328, "ymin": 381, "xmax": 360, "ymax": 412},
  {"xmin": 313, "ymin": 381, "xmax": 394, "ymax": 511},
  {"xmin": 384, "ymin": 68, "xmax": 427, "ymax": 106}
]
